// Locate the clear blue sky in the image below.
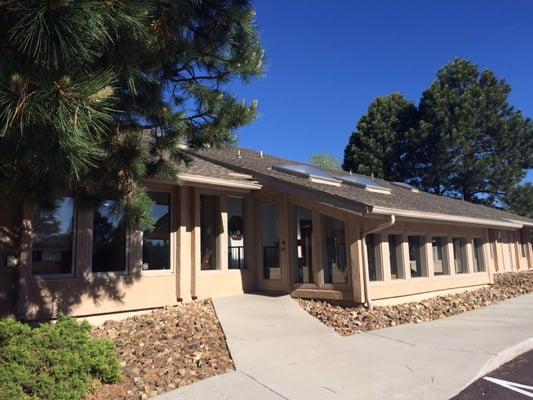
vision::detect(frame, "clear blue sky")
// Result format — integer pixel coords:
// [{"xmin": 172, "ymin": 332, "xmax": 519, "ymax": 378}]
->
[{"xmin": 231, "ymin": 0, "xmax": 533, "ymax": 183}]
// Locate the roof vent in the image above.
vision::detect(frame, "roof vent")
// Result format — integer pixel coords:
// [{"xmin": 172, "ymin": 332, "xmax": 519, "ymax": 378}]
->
[
  {"xmin": 392, "ymin": 182, "xmax": 419, "ymax": 193},
  {"xmin": 260, "ymin": 150, "xmax": 264, "ymax": 159},
  {"xmin": 237, "ymin": 149, "xmax": 242, "ymax": 159}
]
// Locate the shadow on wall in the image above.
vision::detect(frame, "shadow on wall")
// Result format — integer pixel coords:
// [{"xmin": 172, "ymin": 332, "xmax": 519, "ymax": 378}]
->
[
  {"xmin": 22, "ymin": 270, "xmax": 143, "ymax": 321},
  {"xmin": 0, "ymin": 201, "xmax": 144, "ymax": 321}
]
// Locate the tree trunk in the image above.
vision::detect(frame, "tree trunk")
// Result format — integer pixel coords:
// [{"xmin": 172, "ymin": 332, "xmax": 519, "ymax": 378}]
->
[{"xmin": 15, "ymin": 203, "xmax": 32, "ymax": 320}]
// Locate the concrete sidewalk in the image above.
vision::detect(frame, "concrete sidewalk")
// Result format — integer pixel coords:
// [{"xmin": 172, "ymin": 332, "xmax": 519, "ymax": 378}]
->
[{"xmin": 154, "ymin": 293, "xmax": 533, "ymax": 400}]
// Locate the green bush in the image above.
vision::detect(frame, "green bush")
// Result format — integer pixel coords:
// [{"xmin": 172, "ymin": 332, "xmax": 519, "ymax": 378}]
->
[{"xmin": 0, "ymin": 316, "xmax": 121, "ymax": 400}]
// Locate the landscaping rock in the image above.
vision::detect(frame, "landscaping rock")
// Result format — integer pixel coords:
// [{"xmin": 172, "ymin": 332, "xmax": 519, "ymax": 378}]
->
[
  {"xmin": 88, "ymin": 299, "xmax": 234, "ymax": 400},
  {"xmin": 297, "ymin": 272, "xmax": 533, "ymax": 336}
]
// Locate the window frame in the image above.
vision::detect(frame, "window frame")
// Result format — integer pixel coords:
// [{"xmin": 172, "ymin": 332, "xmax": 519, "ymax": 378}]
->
[
  {"xmin": 199, "ymin": 193, "xmax": 222, "ymax": 271},
  {"xmin": 366, "ymin": 233, "xmax": 383, "ymax": 282},
  {"xmin": 519, "ymin": 230, "xmax": 527, "ymax": 259},
  {"xmin": 227, "ymin": 196, "xmax": 246, "ymax": 270},
  {"xmin": 387, "ymin": 233, "xmax": 405, "ymax": 280},
  {"xmin": 260, "ymin": 200, "xmax": 281, "ymax": 280},
  {"xmin": 452, "ymin": 237, "xmax": 468, "ymax": 274},
  {"xmin": 30, "ymin": 197, "xmax": 77, "ymax": 280},
  {"xmin": 89, "ymin": 199, "xmax": 129, "ymax": 277},
  {"xmin": 141, "ymin": 190, "xmax": 174, "ymax": 276},
  {"xmin": 431, "ymin": 235, "xmax": 449, "ymax": 276},
  {"xmin": 407, "ymin": 234, "xmax": 427, "ymax": 278},
  {"xmin": 471, "ymin": 237, "xmax": 486, "ymax": 273},
  {"xmin": 321, "ymin": 213, "xmax": 350, "ymax": 286},
  {"xmin": 291, "ymin": 204, "xmax": 314, "ymax": 284}
]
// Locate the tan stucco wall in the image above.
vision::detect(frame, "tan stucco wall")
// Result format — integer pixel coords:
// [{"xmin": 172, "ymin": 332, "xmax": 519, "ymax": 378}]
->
[
  {"xmin": 2, "ymin": 181, "xmax": 532, "ymax": 320},
  {"xmin": 365, "ymin": 219, "xmax": 492, "ymax": 302},
  {"xmin": 25, "ymin": 274, "xmax": 178, "ymax": 320}
]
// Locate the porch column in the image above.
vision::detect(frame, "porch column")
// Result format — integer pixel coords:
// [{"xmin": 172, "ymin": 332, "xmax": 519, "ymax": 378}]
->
[{"xmin": 424, "ymin": 235, "xmax": 434, "ymax": 277}]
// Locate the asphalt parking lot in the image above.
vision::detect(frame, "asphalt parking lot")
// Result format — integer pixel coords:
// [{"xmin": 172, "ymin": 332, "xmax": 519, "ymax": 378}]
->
[{"xmin": 453, "ymin": 350, "xmax": 533, "ymax": 399}]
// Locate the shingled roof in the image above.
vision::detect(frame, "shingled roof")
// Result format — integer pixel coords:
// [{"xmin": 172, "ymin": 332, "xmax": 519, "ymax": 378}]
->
[{"xmin": 190, "ymin": 146, "xmax": 533, "ymax": 227}]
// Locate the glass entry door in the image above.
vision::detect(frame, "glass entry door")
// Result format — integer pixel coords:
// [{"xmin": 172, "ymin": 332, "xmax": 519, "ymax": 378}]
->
[{"xmin": 261, "ymin": 202, "xmax": 281, "ymax": 280}]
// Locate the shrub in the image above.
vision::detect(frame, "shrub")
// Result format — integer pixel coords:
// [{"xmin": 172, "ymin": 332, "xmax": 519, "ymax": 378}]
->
[{"xmin": 0, "ymin": 316, "xmax": 121, "ymax": 400}]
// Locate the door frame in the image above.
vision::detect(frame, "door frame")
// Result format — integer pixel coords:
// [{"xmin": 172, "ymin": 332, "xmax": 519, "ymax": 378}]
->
[{"xmin": 256, "ymin": 193, "xmax": 290, "ymax": 292}]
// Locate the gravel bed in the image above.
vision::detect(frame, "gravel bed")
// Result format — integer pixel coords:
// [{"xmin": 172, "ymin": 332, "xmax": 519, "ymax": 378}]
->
[
  {"xmin": 297, "ymin": 272, "xmax": 533, "ymax": 336},
  {"xmin": 88, "ymin": 299, "xmax": 234, "ymax": 400}
]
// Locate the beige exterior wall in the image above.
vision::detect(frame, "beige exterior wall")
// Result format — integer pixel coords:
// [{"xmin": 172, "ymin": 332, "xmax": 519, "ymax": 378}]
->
[
  {"xmin": 366, "ymin": 220, "xmax": 493, "ymax": 302},
  {"xmin": 1, "ymin": 182, "xmax": 532, "ymax": 320}
]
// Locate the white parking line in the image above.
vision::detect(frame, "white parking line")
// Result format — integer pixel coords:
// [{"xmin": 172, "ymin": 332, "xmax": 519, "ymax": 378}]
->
[{"xmin": 484, "ymin": 377, "xmax": 533, "ymax": 398}]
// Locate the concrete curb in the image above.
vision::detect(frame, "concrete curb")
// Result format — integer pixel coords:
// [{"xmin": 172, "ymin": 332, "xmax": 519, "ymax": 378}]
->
[{"xmin": 466, "ymin": 336, "xmax": 533, "ymax": 386}]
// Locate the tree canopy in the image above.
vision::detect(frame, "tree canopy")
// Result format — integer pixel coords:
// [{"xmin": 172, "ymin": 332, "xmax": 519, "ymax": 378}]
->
[
  {"xmin": 310, "ymin": 153, "xmax": 341, "ymax": 170},
  {"xmin": 0, "ymin": 0, "xmax": 264, "ymax": 229},
  {"xmin": 343, "ymin": 93, "xmax": 417, "ymax": 181},
  {"xmin": 505, "ymin": 183, "xmax": 533, "ymax": 219},
  {"xmin": 343, "ymin": 59, "xmax": 533, "ymax": 208},
  {"xmin": 410, "ymin": 58, "xmax": 532, "ymax": 203}
]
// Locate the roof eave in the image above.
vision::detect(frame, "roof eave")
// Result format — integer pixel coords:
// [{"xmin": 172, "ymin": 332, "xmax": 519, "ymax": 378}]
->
[{"xmin": 370, "ymin": 206, "xmax": 525, "ymax": 229}]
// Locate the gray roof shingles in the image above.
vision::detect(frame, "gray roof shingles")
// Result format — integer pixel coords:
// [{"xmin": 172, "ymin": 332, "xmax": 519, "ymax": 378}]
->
[{"xmin": 189, "ymin": 146, "xmax": 533, "ymax": 226}]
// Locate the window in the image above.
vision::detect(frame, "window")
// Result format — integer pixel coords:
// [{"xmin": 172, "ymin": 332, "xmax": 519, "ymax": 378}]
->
[
  {"xmin": 472, "ymin": 238, "xmax": 485, "ymax": 272},
  {"xmin": 488, "ymin": 230, "xmax": 496, "ymax": 260},
  {"xmin": 92, "ymin": 200, "xmax": 127, "ymax": 273},
  {"xmin": 200, "ymin": 195, "xmax": 219, "ymax": 270},
  {"xmin": 520, "ymin": 230, "xmax": 527, "ymax": 258},
  {"xmin": 261, "ymin": 203, "xmax": 280, "ymax": 279},
  {"xmin": 432, "ymin": 237, "xmax": 446, "ymax": 275},
  {"xmin": 388, "ymin": 234, "xmax": 403, "ymax": 279},
  {"xmin": 323, "ymin": 216, "xmax": 348, "ymax": 284},
  {"xmin": 228, "ymin": 197, "xmax": 245, "ymax": 269},
  {"xmin": 293, "ymin": 206, "xmax": 313, "ymax": 283},
  {"xmin": 366, "ymin": 234, "xmax": 382, "ymax": 281},
  {"xmin": 408, "ymin": 235, "xmax": 424, "ymax": 277},
  {"xmin": 32, "ymin": 197, "xmax": 74, "ymax": 275},
  {"xmin": 142, "ymin": 192, "xmax": 170, "ymax": 271},
  {"xmin": 452, "ymin": 237, "xmax": 467, "ymax": 274}
]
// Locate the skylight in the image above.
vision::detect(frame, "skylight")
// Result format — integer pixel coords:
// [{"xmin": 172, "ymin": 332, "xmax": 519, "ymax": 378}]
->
[
  {"xmin": 392, "ymin": 182, "xmax": 420, "ymax": 193},
  {"xmin": 272, "ymin": 164, "xmax": 342, "ymax": 186},
  {"xmin": 336, "ymin": 174, "xmax": 391, "ymax": 194}
]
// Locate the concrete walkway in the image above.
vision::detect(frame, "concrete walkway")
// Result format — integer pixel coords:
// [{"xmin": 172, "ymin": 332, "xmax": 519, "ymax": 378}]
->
[{"xmin": 155, "ymin": 293, "xmax": 533, "ymax": 400}]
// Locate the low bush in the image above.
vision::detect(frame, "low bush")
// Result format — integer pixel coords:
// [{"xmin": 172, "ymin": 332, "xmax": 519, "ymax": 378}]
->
[{"xmin": 0, "ymin": 316, "xmax": 121, "ymax": 400}]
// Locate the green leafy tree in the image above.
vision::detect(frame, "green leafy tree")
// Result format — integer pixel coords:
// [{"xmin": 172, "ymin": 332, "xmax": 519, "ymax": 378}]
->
[
  {"xmin": 343, "ymin": 93, "xmax": 417, "ymax": 181},
  {"xmin": 410, "ymin": 58, "xmax": 533, "ymax": 203},
  {"xmin": 310, "ymin": 153, "xmax": 341, "ymax": 170},
  {"xmin": 504, "ymin": 183, "xmax": 533, "ymax": 218}
]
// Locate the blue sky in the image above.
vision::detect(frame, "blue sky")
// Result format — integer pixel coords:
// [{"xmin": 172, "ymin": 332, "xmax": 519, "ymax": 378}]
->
[{"xmin": 231, "ymin": 0, "xmax": 533, "ymax": 183}]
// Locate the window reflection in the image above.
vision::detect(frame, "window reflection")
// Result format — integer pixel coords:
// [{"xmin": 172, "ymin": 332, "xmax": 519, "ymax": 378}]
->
[
  {"xmin": 92, "ymin": 200, "xmax": 126, "ymax": 273},
  {"xmin": 142, "ymin": 193, "xmax": 170, "ymax": 271},
  {"xmin": 323, "ymin": 216, "xmax": 347, "ymax": 284},
  {"xmin": 32, "ymin": 197, "xmax": 74, "ymax": 275}
]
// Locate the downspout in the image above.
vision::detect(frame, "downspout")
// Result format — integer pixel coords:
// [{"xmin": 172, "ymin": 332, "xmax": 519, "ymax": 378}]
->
[{"xmin": 361, "ymin": 214, "xmax": 396, "ymax": 310}]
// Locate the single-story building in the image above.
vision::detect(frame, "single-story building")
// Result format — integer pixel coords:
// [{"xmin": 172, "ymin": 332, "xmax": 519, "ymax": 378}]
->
[{"xmin": 1, "ymin": 146, "xmax": 532, "ymax": 320}]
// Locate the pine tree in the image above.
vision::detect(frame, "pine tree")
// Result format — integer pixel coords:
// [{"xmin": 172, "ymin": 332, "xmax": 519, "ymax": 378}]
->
[
  {"xmin": 410, "ymin": 58, "xmax": 533, "ymax": 202},
  {"xmin": 505, "ymin": 184, "xmax": 533, "ymax": 218},
  {"xmin": 343, "ymin": 93, "xmax": 417, "ymax": 181},
  {"xmin": 0, "ymin": 1, "xmax": 264, "ymax": 226},
  {"xmin": 310, "ymin": 153, "xmax": 341, "ymax": 170}
]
